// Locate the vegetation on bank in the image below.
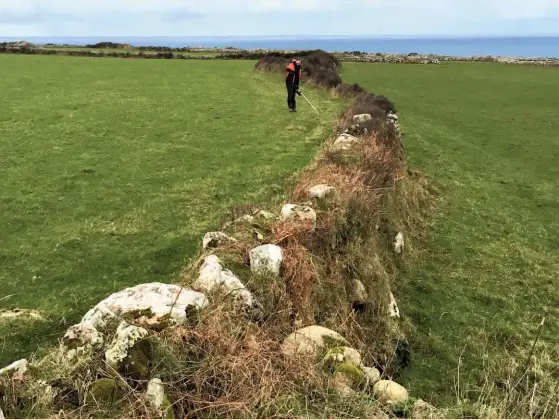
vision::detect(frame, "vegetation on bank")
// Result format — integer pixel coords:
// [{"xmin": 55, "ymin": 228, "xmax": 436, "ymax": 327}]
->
[
  {"xmin": 343, "ymin": 61, "xmax": 559, "ymax": 417},
  {"xmin": 0, "ymin": 54, "xmax": 346, "ymax": 366}
]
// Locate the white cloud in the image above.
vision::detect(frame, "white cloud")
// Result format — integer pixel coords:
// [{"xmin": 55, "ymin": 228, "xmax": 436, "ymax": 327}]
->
[{"xmin": 0, "ymin": 0, "xmax": 557, "ymax": 36}]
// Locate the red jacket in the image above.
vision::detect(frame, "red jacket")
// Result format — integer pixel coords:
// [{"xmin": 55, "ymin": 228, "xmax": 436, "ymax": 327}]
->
[{"xmin": 286, "ymin": 61, "xmax": 302, "ymax": 85}]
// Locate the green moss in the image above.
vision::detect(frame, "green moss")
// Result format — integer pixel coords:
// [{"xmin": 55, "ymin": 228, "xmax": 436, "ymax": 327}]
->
[
  {"xmin": 334, "ymin": 363, "xmax": 365, "ymax": 388},
  {"xmin": 88, "ymin": 378, "xmax": 125, "ymax": 405},
  {"xmin": 322, "ymin": 335, "xmax": 349, "ymax": 350},
  {"xmin": 121, "ymin": 338, "xmax": 152, "ymax": 380},
  {"xmin": 161, "ymin": 395, "xmax": 175, "ymax": 419}
]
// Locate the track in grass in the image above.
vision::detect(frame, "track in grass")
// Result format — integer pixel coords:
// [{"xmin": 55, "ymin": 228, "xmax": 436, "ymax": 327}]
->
[
  {"xmin": 0, "ymin": 55, "xmax": 345, "ymax": 365},
  {"xmin": 343, "ymin": 62, "xmax": 559, "ymax": 406}
]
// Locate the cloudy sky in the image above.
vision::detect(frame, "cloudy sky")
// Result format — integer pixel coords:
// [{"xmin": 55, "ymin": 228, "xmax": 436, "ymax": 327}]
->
[{"xmin": 0, "ymin": 0, "xmax": 557, "ymax": 37}]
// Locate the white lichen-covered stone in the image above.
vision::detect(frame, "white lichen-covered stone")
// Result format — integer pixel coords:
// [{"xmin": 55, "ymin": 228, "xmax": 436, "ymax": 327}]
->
[
  {"xmin": 353, "ymin": 113, "xmax": 372, "ymax": 123},
  {"xmin": 256, "ymin": 210, "xmax": 275, "ymax": 220},
  {"xmin": 80, "ymin": 283, "xmax": 208, "ymax": 330},
  {"xmin": 309, "ymin": 184, "xmax": 336, "ymax": 200},
  {"xmin": 194, "ymin": 255, "xmax": 258, "ymax": 308},
  {"xmin": 362, "ymin": 366, "xmax": 381, "ymax": 386},
  {"xmin": 352, "ymin": 279, "xmax": 368, "ymax": 305},
  {"xmin": 144, "ymin": 378, "xmax": 173, "ymax": 418},
  {"xmin": 372, "ymin": 380, "xmax": 409, "ymax": 404},
  {"xmin": 394, "ymin": 232, "xmax": 405, "ymax": 254},
  {"xmin": 280, "ymin": 204, "xmax": 317, "ymax": 229},
  {"xmin": 62, "ymin": 323, "xmax": 104, "ymax": 356},
  {"xmin": 105, "ymin": 322, "xmax": 149, "ymax": 371},
  {"xmin": 202, "ymin": 232, "xmax": 237, "ymax": 249},
  {"xmin": 249, "ymin": 244, "xmax": 283, "ymax": 276},
  {"xmin": 0, "ymin": 359, "xmax": 28, "ymax": 377},
  {"xmin": 0, "ymin": 308, "xmax": 44, "ymax": 323},
  {"xmin": 387, "ymin": 112, "xmax": 399, "ymax": 121},
  {"xmin": 0, "ymin": 404, "xmax": 4, "ymax": 420},
  {"xmin": 282, "ymin": 326, "xmax": 348, "ymax": 357},
  {"xmin": 324, "ymin": 346, "xmax": 362, "ymax": 367},
  {"xmin": 333, "ymin": 133, "xmax": 360, "ymax": 150},
  {"xmin": 389, "ymin": 292, "xmax": 400, "ymax": 318}
]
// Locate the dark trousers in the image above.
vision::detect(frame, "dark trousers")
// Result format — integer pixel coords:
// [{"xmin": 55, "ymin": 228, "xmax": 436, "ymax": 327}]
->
[{"xmin": 286, "ymin": 83, "xmax": 297, "ymax": 110}]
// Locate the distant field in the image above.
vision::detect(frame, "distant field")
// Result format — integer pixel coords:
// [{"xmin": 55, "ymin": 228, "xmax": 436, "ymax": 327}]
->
[
  {"xmin": 37, "ymin": 46, "xmax": 222, "ymax": 56},
  {"xmin": 343, "ymin": 62, "xmax": 559, "ymax": 406},
  {"xmin": 0, "ymin": 55, "xmax": 345, "ymax": 365}
]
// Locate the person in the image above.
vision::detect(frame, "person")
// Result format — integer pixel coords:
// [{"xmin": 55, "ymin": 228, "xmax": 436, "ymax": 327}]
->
[{"xmin": 285, "ymin": 58, "xmax": 302, "ymax": 112}]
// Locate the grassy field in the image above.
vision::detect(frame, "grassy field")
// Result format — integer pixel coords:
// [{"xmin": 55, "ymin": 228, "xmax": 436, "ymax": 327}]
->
[
  {"xmin": 0, "ymin": 55, "xmax": 345, "ymax": 365},
  {"xmin": 343, "ymin": 62, "xmax": 559, "ymax": 409}
]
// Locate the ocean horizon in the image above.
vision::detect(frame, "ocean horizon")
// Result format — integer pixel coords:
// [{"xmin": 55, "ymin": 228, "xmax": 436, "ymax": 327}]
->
[{"xmin": 1, "ymin": 36, "xmax": 558, "ymax": 58}]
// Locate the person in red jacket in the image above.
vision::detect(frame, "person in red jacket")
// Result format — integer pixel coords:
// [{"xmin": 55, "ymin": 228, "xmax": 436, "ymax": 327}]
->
[{"xmin": 286, "ymin": 58, "xmax": 302, "ymax": 112}]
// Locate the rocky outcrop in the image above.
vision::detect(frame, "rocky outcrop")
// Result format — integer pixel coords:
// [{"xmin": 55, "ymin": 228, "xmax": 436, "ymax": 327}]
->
[
  {"xmin": 194, "ymin": 255, "xmax": 258, "ymax": 308},
  {"xmin": 249, "ymin": 244, "xmax": 283, "ymax": 276}
]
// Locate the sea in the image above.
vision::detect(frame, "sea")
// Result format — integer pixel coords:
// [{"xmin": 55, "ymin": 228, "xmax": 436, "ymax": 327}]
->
[{"xmin": 1, "ymin": 36, "xmax": 558, "ymax": 58}]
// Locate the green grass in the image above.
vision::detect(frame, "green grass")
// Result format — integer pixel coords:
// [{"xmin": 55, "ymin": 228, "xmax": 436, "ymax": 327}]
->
[
  {"xmin": 343, "ymin": 62, "xmax": 559, "ymax": 406},
  {"xmin": 0, "ymin": 55, "xmax": 345, "ymax": 365}
]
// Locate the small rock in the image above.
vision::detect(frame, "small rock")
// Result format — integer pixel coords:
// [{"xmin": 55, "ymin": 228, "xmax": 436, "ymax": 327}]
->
[
  {"xmin": 331, "ymin": 373, "xmax": 358, "ymax": 398},
  {"xmin": 389, "ymin": 292, "xmax": 400, "ymax": 318},
  {"xmin": 394, "ymin": 232, "xmax": 404, "ymax": 254},
  {"xmin": 249, "ymin": 244, "xmax": 283, "ymax": 276},
  {"xmin": 412, "ymin": 399, "xmax": 439, "ymax": 419},
  {"xmin": 362, "ymin": 366, "xmax": 381, "ymax": 386},
  {"xmin": 88, "ymin": 378, "xmax": 125, "ymax": 404},
  {"xmin": 0, "ymin": 404, "xmax": 4, "ymax": 420},
  {"xmin": 280, "ymin": 204, "xmax": 317, "ymax": 229},
  {"xmin": 81, "ymin": 283, "xmax": 208, "ymax": 330},
  {"xmin": 0, "ymin": 359, "xmax": 28, "ymax": 377},
  {"xmin": 194, "ymin": 255, "xmax": 258, "ymax": 308},
  {"xmin": 202, "ymin": 232, "xmax": 237, "ymax": 249},
  {"xmin": 0, "ymin": 308, "xmax": 44, "ymax": 323},
  {"xmin": 372, "ymin": 380, "xmax": 408, "ymax": 404},
  {"xmin": 105, "ymin": 321, "xmax": 150, "ymax": 379},
  {"xmin": 252, "ymin": 229, "xmax": 265, "ymax": 241},
  {"xmin": 255, "ymin": 210, "xmax": 275, "ymax": 220},
  {"xmin": 282, "ymin": 326, "xmax": 348, "ymax": 357},
  {"xmin": 333, "ymin": 133, "xmax": 360, "ymax": 150},
  {"xmin": 324, "ymin": 346, "xmax": 362, "ymax": 367},
  {"xmin": 387, "ymin": 112, "xmax": 399, "ymax": 121},
  {"xmin": 309, "ymin": 184, "xmax": 336, "ymax": 200},
  {"xmin": 145, "ymin": 378, "xmax": 175, "ymax": 418},
  {"xmin": 353, "ymin": 113, "xmax": 372, "ymax": 123},
  {"xmin": 62, "ymin": 323, "xmax": 104, "ymax": 357}
]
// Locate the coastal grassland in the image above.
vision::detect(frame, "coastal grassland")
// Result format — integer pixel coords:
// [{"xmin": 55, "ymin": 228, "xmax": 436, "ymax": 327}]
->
[
  {"xmin": 0, "ymin": 54, "xmax": 345, "ymax": 365},
  {"xmin": 343, "ymin": 61, "xmax": 559, "ymax": 414}
]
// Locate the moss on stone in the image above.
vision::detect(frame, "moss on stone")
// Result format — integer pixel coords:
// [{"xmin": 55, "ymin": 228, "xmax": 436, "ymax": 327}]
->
[
  {"xmin": 121, "ymin": 338, "xmax": 152, "ymax": 380},
  {"xmin": 88, "ymin": 378, "xmax": 125, "ymax": 405},
  {"xmin": 334, "ymin": 363, "xmax": 365, "ymax": 388},
  {"xmin": 322, "ymin": 335, "xmax": 349, "ymax": 350},
  {"xmin": 161, "ymin": 394, "xmax": 175, "ymax": 419}
]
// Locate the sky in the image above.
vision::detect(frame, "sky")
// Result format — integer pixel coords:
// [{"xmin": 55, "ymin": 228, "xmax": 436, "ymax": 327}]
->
[{"xmin": 0, "ymin": 0, "xmax": 557, "ymax": 37}]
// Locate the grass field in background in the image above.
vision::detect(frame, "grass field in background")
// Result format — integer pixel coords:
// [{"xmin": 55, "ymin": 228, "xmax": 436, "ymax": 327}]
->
[
  {"xmin": 343, "ymin": 62, "xmax": 559, "ymax": 406},
  {"xmin": 0, "ymin": 55, "xmax": 345, "ymax": 365}
]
